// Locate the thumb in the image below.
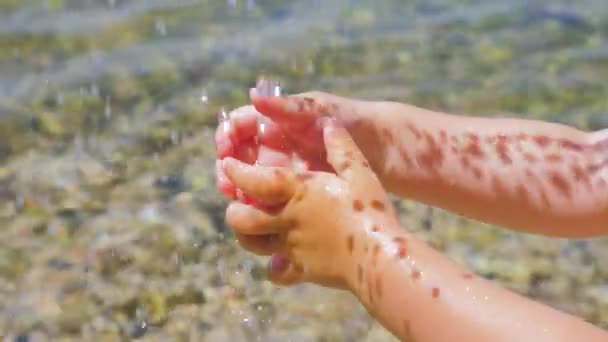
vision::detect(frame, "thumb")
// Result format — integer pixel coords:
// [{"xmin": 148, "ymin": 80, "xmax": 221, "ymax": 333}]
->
[{"xmin": 250, "ymin": 90, "xmax": 338, "ymax": 129}]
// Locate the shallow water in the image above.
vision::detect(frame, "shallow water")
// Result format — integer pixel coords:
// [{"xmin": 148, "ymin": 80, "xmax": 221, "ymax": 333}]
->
[{"xmin": 0, "ymin": 0, "xmax": 607, "ymax": 340}]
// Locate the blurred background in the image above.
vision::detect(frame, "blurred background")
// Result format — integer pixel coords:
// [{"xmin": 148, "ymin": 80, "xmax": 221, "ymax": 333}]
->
[{"xmin": 0, "ymin": 0, "xmax": 607, "ymax": 340}]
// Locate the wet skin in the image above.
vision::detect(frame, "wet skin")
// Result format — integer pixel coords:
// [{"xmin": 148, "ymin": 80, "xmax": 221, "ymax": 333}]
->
[{"xmin": 215, "ymin": 91, "xmax": 608, "ymax": 341}]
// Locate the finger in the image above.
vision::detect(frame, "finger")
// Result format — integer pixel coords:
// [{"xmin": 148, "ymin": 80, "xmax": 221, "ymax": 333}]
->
[
  {"xmin": 216, "ymin": 160, "xmax": 236, "ymax": 199},
  {"xmin": 233, "ymin": 137, "xmax": 258, "ymax": 164},
  {"xmin": 267, "ymin": 252, "xmax": 303, "ymax": 286},
  {"xmin": 225, "ymin": 201, "xmax": 285, "ymax": 235},
  {"xmin": 250, "ymin": 90, "xmax": 331, "ymax": 129},
  {"xmin": 322, "ymin": 118, "xmax": 380, "ymax": 188},
  {"xmin": 235, "ymin": 233, "xmax": 282, "ymax": 256},
  {"xmin": 257, "ymin": 116, "xmax": 292, "ymax": 152},
  {"xmin": 215, "ymin": 106, "xmax": 259, "ymax": 159},
  {"xmin": 222, "ymin": 157, "xmax": 295, "ymax": 204},
  {"xmin": 230, "ymin": 105, "xmax": 258, "ymax": 141},
  {"xmin": 215, "ymin": 119, "xmax": 234, "ymax": 158}
]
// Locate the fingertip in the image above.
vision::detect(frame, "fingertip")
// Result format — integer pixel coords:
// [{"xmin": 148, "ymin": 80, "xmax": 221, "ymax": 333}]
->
[
  {"xmin": 215, "ymin": 124, "xmax": 234, "ymax": 158},
  {"xmin": 269, "ymin": 252, "xmax": 290, "ymax": 274},
  {"xmin": 231, "ymin": 106, "xmax": 259, "ymax": 140},
  {"xmin": 267, "ymin": 253, "xmax": 302, "ymax": 286}
]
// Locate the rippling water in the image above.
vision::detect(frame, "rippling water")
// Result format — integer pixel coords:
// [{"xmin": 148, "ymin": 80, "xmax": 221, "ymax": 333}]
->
[{"xmin": 0, "ymin": 0, "xmax": 607, "ymax": 340}]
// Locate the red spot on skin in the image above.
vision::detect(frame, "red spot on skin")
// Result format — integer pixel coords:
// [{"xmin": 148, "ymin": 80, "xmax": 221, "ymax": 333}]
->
[
  {"xmin": 545, "ymin": 153, "xmax": 563, "ymax": 163},
  {"xmin": 559, "ymin": 139, "xmax": 584, "ymax": 152},
  {"xmin": 471, "ymin": 166, "xmax": 484, "ymax": 180},
  {"xmin": 406, "ymin": 123, "xmax": 422, "ymax": 140},
  {"xmin": 523, "ymin": 153, "xmax": 537, "ymax": 163},
  {"xmin": 417, "ymin": 131, "xmax": 444, "ymax": 170},
  {"xmin": 318, "ymin": 104, "xmax": 329, "ymax": 116},
  {"xmin": 464, "ymin": 143, "xmax": 485, "ymax": 159},
  {"xmin": 533, "ymin": 135, "xmax": 552, "ymax": 148},
  {"xmin": 303, "ymin": 97, "xmax": 315, "ymax": 106},
  {"xmin": 587, "ymin": 159, "xmax": 608, "ymax": 174},
  {"xmin": 399, "ymin": 147, "xmax": 415, "ymax": 169},
  {"xmin": 525, "ymin": 168, "xmax": 535, "ymax": 178},
  {"xmin": 548, "ymin": 171, "xmax": 572, "ymax": 197},
  {"xmin": 394, "ymin": 236, "xmax": 406, "ymax": 243},
  {"xmin": 347, "ymin": 235, "xmax": 354, "ymax": 254},
  {"xmin": 459, "ymin": 155, "xmax": 470, "ymax": 169},
  {"xmin": 570, "ymin": 164, "xmax": 590, "ymax": 187},
  {"xmin": 371, "ymin": 225, "xmax": 380, "ymax": 233},
  {"xmin": 394, "ymin": 237, "xmax": 407, "ymax": 258},
  {"xmin": 357, "ymin": 264, "xmax": 364, "ymax": 284},
  {"xmin": 495, "ymin": 135, "xmax": 512, "ymax": 164},
  {"xmin": 371, "ymin": 200, "xmax": 386, "ymax": 211},
  {"xmin": 432, "ymin": 287, "xmax": 440, "ymax": 298},
  {"xmin": 463, "ymin": 273, "xmax": 474, "ymax": 279},
  {"xmin": 440, "ymin": 130, "xmax": 448, "ymax": 144},
  {"xmin": 362, "ymin": 161, "xmax": 370, "ymax": 168},
  {"xmin": 464, "ymin": 133, "xmax": 485, "ymax": 158},
  {"xmin": 411, "ymin": 270, "xmax": 421, "ymax": 280},
  {"xmin": 396, "ymin": 245, "xmax": 407, "ymax": 259},
  {"xmin": 382, "ymin": 128, "xmax": 395, "ymax": 144},
  {"xmin": 296, "ymin": 173, "xmax": 314, "ymax": 182},
  {"xmin": 353, "ymin": 200, "xmax": 364, "ymax": 211}
]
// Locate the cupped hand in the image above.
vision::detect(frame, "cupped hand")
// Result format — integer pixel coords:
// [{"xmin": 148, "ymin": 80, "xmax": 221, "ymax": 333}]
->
[
  {"xmin": 221, "ymin": 119, "xmax": 397, "ymax": 290},
  {"xmin": 214, "ymin": 90, "xmax": 365, "ymax": 203}
]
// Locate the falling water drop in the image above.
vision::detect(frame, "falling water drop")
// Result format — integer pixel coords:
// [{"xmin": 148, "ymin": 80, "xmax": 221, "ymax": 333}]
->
[
  {"xmin": 104, "ymin": 96, "xmax": 112, "ymax": 119},
  {"xmin": 155, "ymin": 18, "xmax": 167, "ymax": 36}
]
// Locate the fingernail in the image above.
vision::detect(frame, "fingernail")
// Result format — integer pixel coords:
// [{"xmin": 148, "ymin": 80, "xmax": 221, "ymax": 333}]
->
[{"xmin": 269, "ymin": 253, "xmax": 290, "ymax": 273}]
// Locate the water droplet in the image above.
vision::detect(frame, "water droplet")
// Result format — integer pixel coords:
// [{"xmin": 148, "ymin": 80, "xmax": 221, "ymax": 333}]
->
[
  {"xmin": 104, "ymin": 96, "xmax": 112, "ymax": 119},
  {"xmin": 155, "ymin": 18, "xmax": 167, "ymax": 36},
  {"xmin": 200, "ymin": 91, "xmax": 209, "ymax": 105}
]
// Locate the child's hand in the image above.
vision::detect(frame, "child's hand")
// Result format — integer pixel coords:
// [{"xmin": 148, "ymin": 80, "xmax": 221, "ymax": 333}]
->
[
  {"xmin": 214, "ymin": 91, "xmax": 371, "ymax": 201},
  {"xmin": 222, "ymin": 119, "xmax": 397, "ymax": 289}
]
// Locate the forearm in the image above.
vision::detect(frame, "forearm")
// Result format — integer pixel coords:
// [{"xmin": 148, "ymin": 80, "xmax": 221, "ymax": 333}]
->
[
  {"xmin": 348, "ymin": 102, "xmax": 608, "ymax": 237},
  {"xmin": 345, "ymin": 224, "xmax": 607, "ymax": 341}
]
